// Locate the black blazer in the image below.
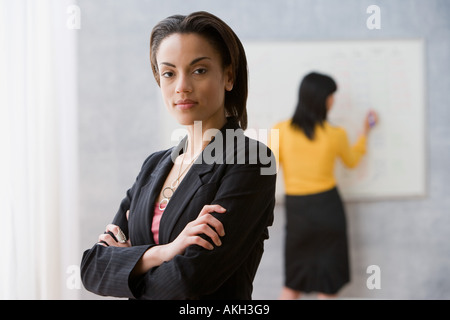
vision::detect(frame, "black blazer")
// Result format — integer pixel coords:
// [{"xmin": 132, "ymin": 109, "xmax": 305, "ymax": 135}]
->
[{"xmin": 80, "ymin": 118, "xmax": 277, "ymax": 299}]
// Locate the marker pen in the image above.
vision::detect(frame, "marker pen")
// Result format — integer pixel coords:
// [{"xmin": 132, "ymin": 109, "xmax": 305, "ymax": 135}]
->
[{"xmin": 368, "ymin": 112, "xmax": 376, "ymax": 128}]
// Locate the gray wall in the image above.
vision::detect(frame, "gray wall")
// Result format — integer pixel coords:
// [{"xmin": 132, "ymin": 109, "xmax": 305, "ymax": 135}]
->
[{"xmin": 78, "ymin": 0, "xmax": 450, "ymax": 299}]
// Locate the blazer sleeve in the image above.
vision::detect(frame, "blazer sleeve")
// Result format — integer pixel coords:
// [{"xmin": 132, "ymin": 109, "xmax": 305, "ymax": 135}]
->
[
  {"xmin": 80, "ymin": 244, "xmax": 154, "ymax": 298},
  {"xmin": 134, "ymin": 156, "xmax": 277, "ymax": 299},
  {"xmin": 80, "ymin": 153, "xmax": 158, "ymax": 298}
]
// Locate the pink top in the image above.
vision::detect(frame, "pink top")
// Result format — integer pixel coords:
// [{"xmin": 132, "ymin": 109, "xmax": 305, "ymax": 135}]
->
[{"xmin": 152, "ymin": 203, "xmax": 166, "ymax": 244}]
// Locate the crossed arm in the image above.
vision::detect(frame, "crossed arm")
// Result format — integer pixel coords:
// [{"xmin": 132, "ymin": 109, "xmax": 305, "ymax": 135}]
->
[
  {"xmin": 81, "ymin": 163, "xmax": 276, "ymax": 299},
  {"xmin": 98, "ymin": 204, "xmax": 227, "ymax": 277}
]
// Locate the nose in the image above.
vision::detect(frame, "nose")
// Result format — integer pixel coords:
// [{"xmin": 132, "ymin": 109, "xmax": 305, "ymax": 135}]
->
[{"xmin": 175, "ymin": 73, "xmax": 193, "ymax": 93}]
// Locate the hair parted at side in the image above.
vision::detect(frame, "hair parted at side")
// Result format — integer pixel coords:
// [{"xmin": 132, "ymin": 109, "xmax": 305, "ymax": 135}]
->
[
  {"xmin": 291, "ymin": 72, "xmax": 337, "ymax": 140},
  {"xmin": 149, "ymin": 11, "xmax": 248, "ymax": 130}
]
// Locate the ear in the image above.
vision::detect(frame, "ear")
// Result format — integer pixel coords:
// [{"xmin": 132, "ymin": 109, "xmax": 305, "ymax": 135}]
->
[{"xmin": 224, "ymin": 65, "xmax": 234, "ymax": 91}]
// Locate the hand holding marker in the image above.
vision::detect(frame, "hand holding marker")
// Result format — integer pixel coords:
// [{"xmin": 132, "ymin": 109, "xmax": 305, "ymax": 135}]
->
[
  {"xmin": 368, "ymin": 111, "xmax": 377, "ymax": 128},
  {"xmin": 365, "ymin": 110, "xmax": 378, "ymax": 134}
]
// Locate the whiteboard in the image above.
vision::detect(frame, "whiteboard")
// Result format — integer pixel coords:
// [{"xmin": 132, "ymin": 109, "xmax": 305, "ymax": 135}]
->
[{"xmin": 243, "ymin": 39, "xmax": 426, "ymax": 201}]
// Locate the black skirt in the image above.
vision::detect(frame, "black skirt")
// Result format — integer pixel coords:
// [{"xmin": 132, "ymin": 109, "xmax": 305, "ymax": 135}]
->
[{"xmin": 284, "ymin": 187, "xmax": 350, "ymax": 294}]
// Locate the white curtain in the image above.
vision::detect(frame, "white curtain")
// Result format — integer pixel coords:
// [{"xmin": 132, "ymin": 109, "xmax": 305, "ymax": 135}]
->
[{"xmin": 0, "ymin": 0, "xmax": 79, "ymax": 299}]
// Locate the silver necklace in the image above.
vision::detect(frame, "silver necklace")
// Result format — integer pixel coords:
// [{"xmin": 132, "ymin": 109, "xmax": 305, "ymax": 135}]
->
[{"xmin": 159, "ymin": 141, "xmax": 201, "ymax": 210}]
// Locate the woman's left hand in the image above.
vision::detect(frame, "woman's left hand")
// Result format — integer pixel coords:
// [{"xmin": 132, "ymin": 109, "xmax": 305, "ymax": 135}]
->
[
  {"xmin": 97, "ymin": 224, "xmax": 131, "ymax": 247},
  {"xmin": 97, "ymin": 210, "xmax": 131, "ymax": 247}
]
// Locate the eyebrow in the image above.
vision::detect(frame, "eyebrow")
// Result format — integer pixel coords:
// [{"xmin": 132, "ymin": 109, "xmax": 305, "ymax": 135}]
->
[{"xmin": 159, "ymin": 56, "xmax": 211, "ymax": 68}]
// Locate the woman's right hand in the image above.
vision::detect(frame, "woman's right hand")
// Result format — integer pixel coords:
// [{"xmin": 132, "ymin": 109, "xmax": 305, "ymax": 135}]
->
[
  {"xmin": 132, "ymin": 204, "xmax": 226, "ymax": 277},
  {"xmin": 163, "ymin": 204, "xmax": 226, "ymax": 260}
]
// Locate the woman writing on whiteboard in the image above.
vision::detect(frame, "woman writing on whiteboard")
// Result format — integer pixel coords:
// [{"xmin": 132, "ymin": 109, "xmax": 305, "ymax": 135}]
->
[{"xmin": 272, "ymin": 72, "xmax": 378, "ymax": 299}]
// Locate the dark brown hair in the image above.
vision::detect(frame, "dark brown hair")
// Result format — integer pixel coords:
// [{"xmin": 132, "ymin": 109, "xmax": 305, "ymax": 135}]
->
[
  {"xmin": 150, "ymin": 11, "xmax": 248, "ymax": 130},
  {"xmin": 291, "ymin": 72, "xmax": 337, "ymax": 140}
]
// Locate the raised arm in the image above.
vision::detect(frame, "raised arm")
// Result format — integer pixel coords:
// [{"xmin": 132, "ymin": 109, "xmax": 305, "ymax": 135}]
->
[{"xmin": 337, "ymin": 110, "xmax": 378, "ymax": 168}]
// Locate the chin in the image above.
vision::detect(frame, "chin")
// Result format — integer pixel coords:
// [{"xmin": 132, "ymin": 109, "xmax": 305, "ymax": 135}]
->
[{"xmin": 173, "ymin": 114, "xmax": 197, "ymax": 126}]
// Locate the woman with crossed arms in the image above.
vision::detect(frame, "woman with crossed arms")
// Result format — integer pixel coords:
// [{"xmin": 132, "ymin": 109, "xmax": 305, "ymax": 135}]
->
[{"xmin": 81, "ymin": 11, "xmax": 276, "ymax": 300}]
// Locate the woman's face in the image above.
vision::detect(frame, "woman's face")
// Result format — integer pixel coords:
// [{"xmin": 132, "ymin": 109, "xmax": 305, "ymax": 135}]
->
[{"xmin": 156, "ymin": 33, "xmax": 233, "ymax": 128}]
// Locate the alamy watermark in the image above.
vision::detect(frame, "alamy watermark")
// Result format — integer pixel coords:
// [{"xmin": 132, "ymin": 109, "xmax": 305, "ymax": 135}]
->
[
  {"xmin": 68, "ymin": 263, "xmax": 382, "ymax": 291},
  {"xmin": 66, "ymin": 4, "xmax": 381, "ymax": 31},
  {"xmin": 170, "ymin": 121, "xmax": 278, "ymax": 176},
  {"xmin": 366, "ymin": 264, "xmax": 381, "ymax": 290},
  {"xmin": 66, "ymin": 265, "xmax": 81, "ymax": 290},
  {"xmin": 366, "ymin": 5, "xmax": 381, "ymax": 30},
  {"xmin": 67, "ymin": 4, "xmax": 81, "ymax": 30}
]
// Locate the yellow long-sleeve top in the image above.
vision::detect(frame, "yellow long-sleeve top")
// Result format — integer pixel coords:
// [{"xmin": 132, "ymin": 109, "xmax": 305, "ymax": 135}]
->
[{"xmin": 271, "ymin": 119, "xmax": 367, "ymax": 195}]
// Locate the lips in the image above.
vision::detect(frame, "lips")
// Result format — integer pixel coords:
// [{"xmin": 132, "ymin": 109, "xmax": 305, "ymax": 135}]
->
[{"xmin": 175, "ymin": 99, "xmax": 197, "ymax": 110}]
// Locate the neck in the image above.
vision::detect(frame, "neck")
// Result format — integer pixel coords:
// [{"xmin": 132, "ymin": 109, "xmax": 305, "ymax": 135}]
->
[{"xmin": 184, "ymin": 115, "xmax": 227, "ymax": 159}]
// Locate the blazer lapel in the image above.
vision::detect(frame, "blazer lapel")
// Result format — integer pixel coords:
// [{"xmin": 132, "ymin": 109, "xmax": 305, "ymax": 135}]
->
[
  {"xmin": 129, "ymin": 149, "xmax": 174, "ymax": 245},
  {"xmin": 157, "ymin": 117, "xmax": 240, "ymax": 244},
  {"xmin": 138, "ymin": 137, "xmax": 188, "ymax": 244},
  {"xmin": 158, "ymin": 154, "xmax": 215, "ymax": 244}
]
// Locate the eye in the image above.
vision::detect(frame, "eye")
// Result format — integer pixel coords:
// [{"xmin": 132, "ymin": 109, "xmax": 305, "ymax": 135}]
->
[
  {"xmin": 161, "ymin": 71, "xmax": 174, "ymax": 78},
  {"xmin": 193, "ymin": 68, "xmax": 207, "ymax": 75}
]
